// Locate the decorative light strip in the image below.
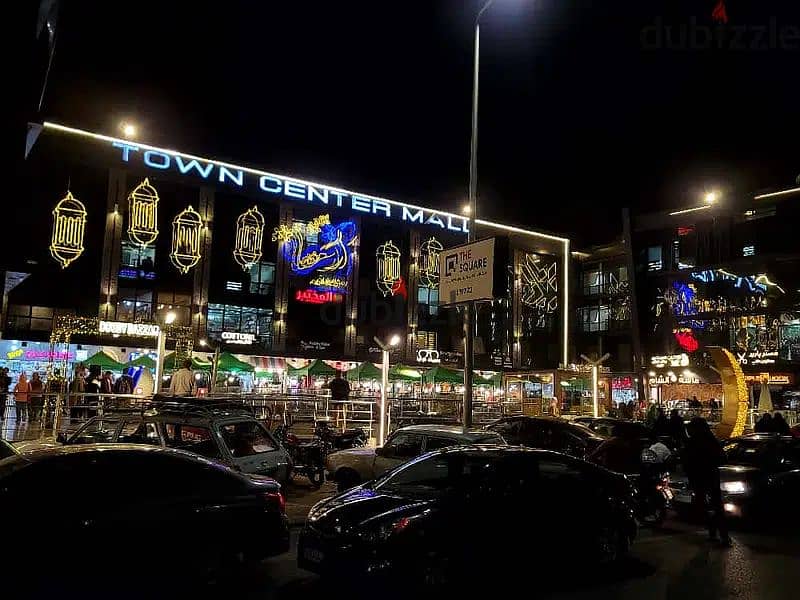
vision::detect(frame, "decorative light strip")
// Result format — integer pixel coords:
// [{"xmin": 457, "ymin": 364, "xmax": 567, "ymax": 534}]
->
[
  {"xmin": 754, "ymin": 187, "xmax": 800, "ymax": 200},
  {"xmin": 668, "ymin": 205, "xmax": 713, "ymax": 216}
]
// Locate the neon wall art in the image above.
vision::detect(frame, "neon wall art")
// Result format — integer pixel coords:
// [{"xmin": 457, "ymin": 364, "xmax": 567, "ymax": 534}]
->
[
  {"xmin": 376, "ymin": 240, "xmax": 404, "ymax": 297},
  {"xmin": 273, "ymin": 214, "xmax": 357, "ymax": 293},
  {"xmin": 170, "ymin": 206, "xmax": 203, "ymax": 273},
  {"xmin": 50, "ymin": 190, "xmax": 87, "ymax": 268},
  {"xmin": 419, "ymin": 237, "xmax": 443, "ymax": 289},
  {"xmin": 233, "ymin": 205, "xmax": 265, "ymax": 270},
  {"xmin": 127, "ymin": 178, "xmax": 160, "ymax": 247}
]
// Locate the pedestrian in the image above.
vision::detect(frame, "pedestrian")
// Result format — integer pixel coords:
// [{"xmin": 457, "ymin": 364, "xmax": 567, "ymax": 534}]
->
[
  {"xmin": 29, "ymin": 372, "xmax": 45, "ymax": 423},
  {"xmin": 101, "ymin": 371, "xmax": 114, "ymax": 395},
  {"xmin": 652, "ymin": 408, "xmax": 669, "ymax": 439},
  {"xmin": 13, "ymin": 373, "xmax": 31, "ymax": 422},
  {"xmin": 588, "ymin": 424, "xmax": 642, "ymax": 474},
  {"xmin": 114, "ymin": 371, "xmax": 134, "ymax": 395},
  {"xmin": 328, "ymin": 370, "xmax": 351, "ymax": 402},
  {"xmin": 683, "ymin": 417, "xmax": 730, "ymax": 546},
  {"xmin": 69, "ymin": 364, "xmax": 86, "ymax": 421},
  {"xmin": 168, "ymin": 358, "xmax": 195, "ymax": 396},
  {"xmin": 754, "ymin": 412, "xmax": 773, "ymax": 433},
  {"xmin": 668, "ymin": 409, "xmax": 687, "ymax": 445},
  {"xmin": 772, "ymin": 412, "xmax": 791, "ymax": 436},
  {"xmin": 645, "ymin": 402, "xmax": 658, "ymax": 427},
  {"xmin": 0, "ymin": 367, "xmax": 11, "ymax": 420},
  {"xmin": 85, "ymin": 365, "xmax": 102, "ymax": 417}
]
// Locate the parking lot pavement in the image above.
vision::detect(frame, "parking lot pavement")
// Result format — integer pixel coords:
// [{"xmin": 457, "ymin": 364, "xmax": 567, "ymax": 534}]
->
[{"xmin": 282, "ymin": 478, "xmax": 336, "ymax": 526}]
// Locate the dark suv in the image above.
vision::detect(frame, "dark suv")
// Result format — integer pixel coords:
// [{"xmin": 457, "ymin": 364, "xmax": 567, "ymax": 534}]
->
[{"xmin": 485, "ymin": 416, "xmax": 604, "ymax": 460}]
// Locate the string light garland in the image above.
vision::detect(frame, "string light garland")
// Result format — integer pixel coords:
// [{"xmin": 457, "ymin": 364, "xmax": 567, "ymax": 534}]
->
[
  {"xmin": 49, "ymin": 191, "xmax": 87, "ymax": 268},
  {"xmin": 127, "ymin": 178, "xmax": 160, "ymax": 247},
  {"xmin": 170, "ymin": 205, "xmax": 203, "ymax": 273},
  {"xmin": 233, "ymin": 205, "xmax": 264, "ymax": 270}
]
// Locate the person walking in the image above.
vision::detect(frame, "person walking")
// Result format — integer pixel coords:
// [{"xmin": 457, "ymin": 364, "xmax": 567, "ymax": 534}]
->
[
  {"xmin": 29, "ymin": 372, "xmax": 45, "ymax": 423},
  {"xmin": 69, "ymin": 365, "xmax": 86, "ymax": 422},
  {"xmin": 754, "ymin": 412, "xmax": 773, "ymax": 433},
  {"xmin": 328, "ymin": 370, "xmax": 351, "ymax": 402},
  {"xmin": 168, "ymin": 358, "xmax": 195, "ymax": 396},
  {"xmin": 683, "ymin": 417, "xmax": 730, "ymax": 546},
  {"xmin": 772, "ymin": 412, "xmax": 791, "ymax": 436},
  {"xmin": 652, "ymin": 408, "xmax": 669, "ymax": 438},
  {"xmin": 100, "ymin": 371, "xmax": 114, "ymax": 395},
  {"xmin": 13, "ymin": 373, "xmax": 31, "ymax": 422},
  {"xmin": 0, "ymin": 367, "xmax": 11, "ymax": 420},
  {"xmin": 668, "ymin": 409, "xmax": 687, "ymax": 445}
]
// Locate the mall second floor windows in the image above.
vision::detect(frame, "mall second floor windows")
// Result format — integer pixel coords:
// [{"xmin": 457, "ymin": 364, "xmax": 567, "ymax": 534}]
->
[{"xmin": 206, "ymin": 303, "xmax": 273, "ymax": 348}]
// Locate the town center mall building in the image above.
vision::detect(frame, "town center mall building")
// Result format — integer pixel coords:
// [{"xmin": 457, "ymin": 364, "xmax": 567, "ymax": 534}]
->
[{"xmin": 2, "ymin": 122, "xmax": 590, "ymax": 405}]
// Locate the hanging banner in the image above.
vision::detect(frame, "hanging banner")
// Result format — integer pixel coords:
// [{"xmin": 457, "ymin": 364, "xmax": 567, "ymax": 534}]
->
[{"xmin": 438, "ymin": 238, "xmax": 496, "ymax": 305}]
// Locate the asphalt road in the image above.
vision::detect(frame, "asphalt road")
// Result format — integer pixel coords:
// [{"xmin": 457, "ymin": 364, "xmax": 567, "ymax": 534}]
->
[{"xmin": 201, "ymin": 517, "xmax": 800, "ymax": 600}]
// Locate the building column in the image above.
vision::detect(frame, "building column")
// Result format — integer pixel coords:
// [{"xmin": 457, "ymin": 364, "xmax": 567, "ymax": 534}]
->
[
  {"xmin": 405, "ymin": 230, "xmax": 421, "ymax": 363},
  {"xmin": 344, "ymin": 216, "xmax": 361, "ymax": 356},
  {"xmin": 272, "ymin": 205, "xmax": 292, "ymax": 353},
  {"xmin": 98, "ymin": 168, "xmax": 126, "ymax": 319},
  {"xmin": 193, "ymin": 187, "xmax": 214, "ymax": 339},
  {"xmin": 512, "ymin": 248, "xmax": 523, "ymax": 368}
]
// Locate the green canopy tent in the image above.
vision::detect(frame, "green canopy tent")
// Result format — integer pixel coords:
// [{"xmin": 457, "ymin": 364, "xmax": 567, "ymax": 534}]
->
[
  {"xmin": 346, "ymin": 361, "xmax": 381, "ymax": 382},
  {"xmin": 423, "ymin": 366, "xmax": 464, "ymax": 385},
  {"xmin": 125, "ymin": 355, "xmax": 156, "ymax": 370},
  {"xmin": 287, "ymin": 359, "xmax": 337, "ymax": 379},
  {"xmin": 84, "ymin": 350, "xmax": 127, "ymax": 372},
  {"xmin": 388, "ymin": 364, "xmax": 422, "ymax": 382},
  {"xmin": 215, "ymin": 351, "xmax": 255, "ymax": 373},
  {"xmin": 162, "ymin": 353, "xmax": 212, "ymax": 371}
]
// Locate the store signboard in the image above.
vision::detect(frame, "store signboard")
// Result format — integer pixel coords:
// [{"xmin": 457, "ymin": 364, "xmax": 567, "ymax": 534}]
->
[
  {"xmin": 650, "ymin": 354, "xmax": 689, "ymax": 368},
  {"xmin": 736, "ymin": 350, "xmax": 778, "ymax": 365},
  {"xmin": 439, "ymin": 238, "xmax": 496, "ymax": 305},
  {"xmin": 417, "ymin": 349, "xmax": 441, "ymax": 364},
  {"xmin": 743, "ymin": 373, "xmax": 793, "ymax": 386},
  {"xmin": 99, "ymin": 321, "xmax": 160, "ymax": 337},
  {"xmin": 221, "ymin": 332, "xmax": 255, "ymax": 345}
]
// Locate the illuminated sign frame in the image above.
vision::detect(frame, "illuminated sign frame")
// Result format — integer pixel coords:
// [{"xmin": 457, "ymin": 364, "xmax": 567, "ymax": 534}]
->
[
  {"xmin": 417, "ymin": 349, "xmax": 441, "ymax": 364},
  {"xmin": 99, "ymin": 321, "xmax": 161, "ymax": 337},
  {"xmin": 650, "ymin": 354, "xmax": 689, "ymax": 368},
  {"xmin": 50, "ymin": 190, "xmax": 87, "ymax": 268},
  {"xmin": 221, "ymin": 331, "xmax": 255, "ymax": 345}
]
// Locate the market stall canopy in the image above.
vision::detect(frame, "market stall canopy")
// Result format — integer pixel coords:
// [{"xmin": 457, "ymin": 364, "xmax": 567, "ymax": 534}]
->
[
  {"xmin": 347, "ymin": 362, "xmax": 381, "ymax": 382},
  {"xmin": 388, "ymin": 364, "xmax": 422, "ymax": 382},
  {"xmin": 252, "ymin": 356, "xmax": 287, "ymax": 373},
  {"xmin": 424, "ymin": 366, "xmax": 464, "ymax": 385},
  {"xmin": 288, "ymin": 359, "xmax": 337, "ymax": 378},
  {"xmin": 163, "ymin": 353, "xmax": 211, "ymax": 371},
  {"xmin": 216, "ymin": 351, "xmax": 255, "ymax": 373},
  {"xmin": 84, "ymin": 350, "xmax": 126, "ymax": 372},
  {"xmin": 125, "ymin": 355, "xmax": 156, "ymax": 370}
]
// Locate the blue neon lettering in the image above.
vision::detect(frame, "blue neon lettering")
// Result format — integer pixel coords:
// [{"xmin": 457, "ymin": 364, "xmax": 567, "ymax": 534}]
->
[
  {"xmin": 372, "ymin": 200, "xmax": 391, "ymax": 218},
  {"xmin": 113, "ymin": 141, "xmax": 140, "ymax": 162},
  {"xmin": 351, "ymin": 195, "xmax": 372, "ymax": 213},
  {"xmin": 285, "ymin": 181, "xmax": 306, "ymax": 199},
  {"xmin": 218, "ymin": 166, "xmax": 244, "ymax": 186},
  {"xmin": 330, "ymin": 191, "xmax": 347, "ymax": 207},
  {"xmin": 425, "ymin": 214, "xmax": 445, "ymax": 228},
  {"xmin": 447, "ymin": 215, "xmax": 467, "ymax": 233},
  {"xmin": 308, "ymin": 185, "xmax": 329, "ymax": 204},
  {"xmin": 402, "ymin": 206, "xmax": 424, "ymax": 224},
  {"xmin": 259, "ymin": 175, "xmax": 283, "ymax": 194},
  {"xmin": 143, "ymin": 150, "xmax": 171, "ymax": 169},
  {"xmin": 175, "ymin": 156, "xmax": 214, "ymax": 178}
]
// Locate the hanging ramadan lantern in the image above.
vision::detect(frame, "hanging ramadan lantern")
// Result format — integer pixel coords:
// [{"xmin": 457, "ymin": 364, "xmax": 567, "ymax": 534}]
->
[
  {"xmin": 376, "ymin": 240, "xmax": 402, "ymax": 297},
  {"xmin": 49, "ymin": 191, "xmax": 87, "ymax": 268},
  {"xmin": 170, "ymin": 205, "xmax": 203, "ymax": 274},
  {"xmin": 127, "ymin": 178, "xmax": 160, "ymax": 247},
  {"xmin": 233, "ymin": 205, "xmax": 265, "ymax": 271},
  {"xmin": 419, "ymin": 237, "xmax": 443, "ymax": 289}
]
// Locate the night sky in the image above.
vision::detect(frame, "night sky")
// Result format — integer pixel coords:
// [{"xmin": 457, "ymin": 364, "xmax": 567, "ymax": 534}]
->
[{"xmin": 12, "ymin": 0, "xmax": 800, "ymax": 247}]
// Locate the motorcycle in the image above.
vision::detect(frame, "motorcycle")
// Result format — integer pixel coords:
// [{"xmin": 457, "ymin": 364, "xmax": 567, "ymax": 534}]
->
[
  {"xmin": 274, "ymin": 424, "xmax": 326, "ymax": 488},
  {"xmin": 314, "ymin": 421, "xmax": 367, "ymax": 450},
  {"xmin": 630, "ymin": 469, "xmax": 672, "ymax": 527}
]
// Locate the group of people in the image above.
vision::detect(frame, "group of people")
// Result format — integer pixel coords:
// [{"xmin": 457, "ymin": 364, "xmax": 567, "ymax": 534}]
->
[
  {"xmin": 0, "ymin": 368, "xmax": 46, "ymax": 422},
  {"xmin": 753, "ymin": 411, "xmax": 792, "ymax": 435}
]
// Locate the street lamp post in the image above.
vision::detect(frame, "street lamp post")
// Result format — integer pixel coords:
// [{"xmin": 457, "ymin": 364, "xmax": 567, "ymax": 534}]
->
[
  {"xmin": 464, "ymin": 0, "xmax": 495, "ymax": 430},
  {"xmin": 581, "ymin": 353, "xmax": 610, "ymax": 417},
  {"xmin": 374, "ymin": 334, "xmax": 401, "ymax": 446},
  {"xmin": 154, "ymin": 310, "xmax": 177, "ymax": 394}
]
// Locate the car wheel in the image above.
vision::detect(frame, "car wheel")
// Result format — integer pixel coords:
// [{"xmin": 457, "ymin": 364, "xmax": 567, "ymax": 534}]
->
[
  {"xmin": 596, "ymin": 526, "xmax": 627, "ymax": 564},
  {"xmin": 335, "ymin": 468, "xmax": 361, "ymax": 493}
]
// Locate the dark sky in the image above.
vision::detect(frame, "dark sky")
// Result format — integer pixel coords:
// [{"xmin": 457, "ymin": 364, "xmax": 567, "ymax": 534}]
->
[{"xmin": 13, "ymin": 0, "xmax": 800, "ymax": 246}]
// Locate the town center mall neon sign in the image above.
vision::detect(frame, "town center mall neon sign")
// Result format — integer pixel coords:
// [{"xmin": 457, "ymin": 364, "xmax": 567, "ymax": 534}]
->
[{"xmin": 109, "ymin": 141, "xmax": 469, "ymax": 234}]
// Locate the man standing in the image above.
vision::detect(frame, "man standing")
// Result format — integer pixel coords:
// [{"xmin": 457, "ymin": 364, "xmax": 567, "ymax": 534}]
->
[
  {"xmin": 169, "ymin": 358, "xmax": 195, "ymax": 396},
  {"xmin": 328, "ymin": 370, "xmax": 350, "ymax": 402}
]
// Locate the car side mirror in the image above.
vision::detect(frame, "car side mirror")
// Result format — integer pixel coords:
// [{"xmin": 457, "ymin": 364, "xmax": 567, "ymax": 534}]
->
[{"xmin": 56, "ymin": 432, "xmax": 67, "ymax": 444}]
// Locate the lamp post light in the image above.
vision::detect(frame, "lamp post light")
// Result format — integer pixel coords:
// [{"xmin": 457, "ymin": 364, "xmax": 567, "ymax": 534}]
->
[
  {"xmin": 581, "ymin": 353, "xmax": 610, "ymax": 418},
  {"xmin": 374, "ymin": 334, "xmax": 401, "ymax": 446},
  {"xmin": 120, "ymin": 121, "xmax": 137, "ymax": 139},
  {"xmin": 154, "ymin": 310, "xmax": 177, "ymax": 394}
]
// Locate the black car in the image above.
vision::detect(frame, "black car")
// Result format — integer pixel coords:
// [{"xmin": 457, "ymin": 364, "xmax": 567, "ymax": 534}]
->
[
  {"xmin": 486, "ymin": 416, "xmax": 605, "ymax": 459},
  {"xmin": 573, "ymin": 417, "xmax": 651, "ymax": 440},
  {"xmin": 0, "ymin": 444, "xmax": 290, "ymax": 572},
  {"xmin": 299, "ymin": 446, "xmax": 637, "ymax": 584},
  {"xmin": 670, "ymin": 433, "xmax": 800, "ymax": 519}
]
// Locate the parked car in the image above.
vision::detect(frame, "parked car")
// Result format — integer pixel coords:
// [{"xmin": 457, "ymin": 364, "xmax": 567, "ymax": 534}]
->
[
  {"xmin": 485, "ymin": 416, "xmax": 604, "ymax": 459},
  {"xmin": 573, "ymin": 417, "xmax": 650, "ymax": 440},
  {"xmin": 300, "ymin": 446, "xmax": 637, "ymax": 584},
  {"xmin": 0, "ymin": 444, "xmax": 289, "ymax": 573},
  {"xmin": 325, "ymin": 424, "xmax": 505, "ymax": 492},
  {"xmin": 0, "ymin": 438, "xmax": 18, "ymax": 460},
  {"xmin": 670, "ymin": 433, "xmax": 800, "ymax": 519},
  {"xmin": 46, "ymin": 401, "xmax": 291, "ymax": 482}
]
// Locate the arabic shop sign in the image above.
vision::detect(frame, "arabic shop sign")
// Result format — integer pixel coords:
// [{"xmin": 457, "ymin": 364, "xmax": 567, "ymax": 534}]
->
[
  {"xmin": 650, "ymin": 354, "xmax": 689, "ymax": 368},
  {"xmin": 111, "ymin": 141, "xmax": 469, "ymax": 234},
  {"xmin": 300, "ymin": 340, "xmax": 331, "ymax": 351},
  {"xmin": 221, "ymin": 332, "xmax": 255, "ymax": 345},
  {"xmin": 295, "ymin": 289, "xmax": 344, "ymax": 304},
  {"xmin": 743, "ymin": 373, "xmax": 793, "ymax": 386},
  {"xmin": 99, "ymin": 321, "xmax": 161, "ymax": 337},
  {"xmin": 736, "ymin": 350, "xmax": 778, "ymax": 365},
  {"xmin": 648, "ymin": 373, "xmax": 700, "ymax": 386}
]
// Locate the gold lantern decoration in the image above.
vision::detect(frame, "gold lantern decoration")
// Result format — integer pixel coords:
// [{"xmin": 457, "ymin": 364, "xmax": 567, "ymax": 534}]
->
[
  {"xmin": 127, "ymin": 178, "xmax": 160, "ymax": 247},
  {"xmin": 419, "ymin": 237, "xmax": 443, "ymax": 289},
  {"xmin": 233, "ymin": 205, "xmax": 265, "ymax": 270},
  {"xmin": 170, "ymin": 205, "xmax": 203, "ymax": 274},
  {"xmin": 49, "ymin": 191, "xmax": 87, "ymax": 268},
  {"xmin": 376, "ymin": 240, "xmax": 402, "ymax": 296}
]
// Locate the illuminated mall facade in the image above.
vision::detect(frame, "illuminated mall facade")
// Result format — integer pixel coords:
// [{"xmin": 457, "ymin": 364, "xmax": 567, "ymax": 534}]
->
[{"xmin": 3, "ymin": 123, "xmax": 573, "ymax": 381}]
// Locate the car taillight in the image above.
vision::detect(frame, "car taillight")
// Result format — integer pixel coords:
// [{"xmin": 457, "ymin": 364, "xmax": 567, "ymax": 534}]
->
[{"xmin": 265, "ymin": 491, "xmax": 286, "ymax": 513}]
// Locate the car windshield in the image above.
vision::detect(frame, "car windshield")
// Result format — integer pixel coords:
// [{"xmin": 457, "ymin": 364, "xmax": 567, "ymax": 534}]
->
[
  {"xmin": 376, "ymin": 452, "xmax": 499, "ymax": 495},
  {"xmin": 220, "ymin": 421, "xmax": 277, "ymax": 457},
  {"xmin": 723, "ymin": 440, "xmax": 778, "ymax": 467}
]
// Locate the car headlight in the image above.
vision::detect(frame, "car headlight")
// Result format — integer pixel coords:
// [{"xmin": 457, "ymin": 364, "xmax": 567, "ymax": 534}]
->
[{"xmin": 721, "ymin": 481, "xmax": 747, "ymax": 494}]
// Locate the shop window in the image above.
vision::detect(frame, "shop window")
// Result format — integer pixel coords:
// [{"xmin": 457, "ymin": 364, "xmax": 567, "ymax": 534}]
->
[
  {"xmin": 116, "ymin": 289, "xmax": 153, "ymax": 322},
  {"xmin": 578, "ymin": 305, "xmax": 609, "ymax": 332},
  {"xmin": 417, "ymin": 287, "xmax": 439, "ymax": 316},
  {"xmin": 206, "ymin": 303, "xmax": 273, "ymax": 348},
  {"xmin": 647, "ymin": 246, "xmax": 663, "ymax": 272},
  {"xmin": 6, "ymin": 305, "xmax": 54, "ymax": 332},
  {"xmin": 249, "ymin": 261, "xmax": 275, "ymax": 296},
  {"xmin": 582, "ymin": 269, "xmax": 603, "ymax": 296},
  {"xmin": 121, "ymin": 240, "xmax": 156, "ymax": 271},
  {"xmin": 156, "ymin": 292, "xmax": 191, "ymax": 324}
]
